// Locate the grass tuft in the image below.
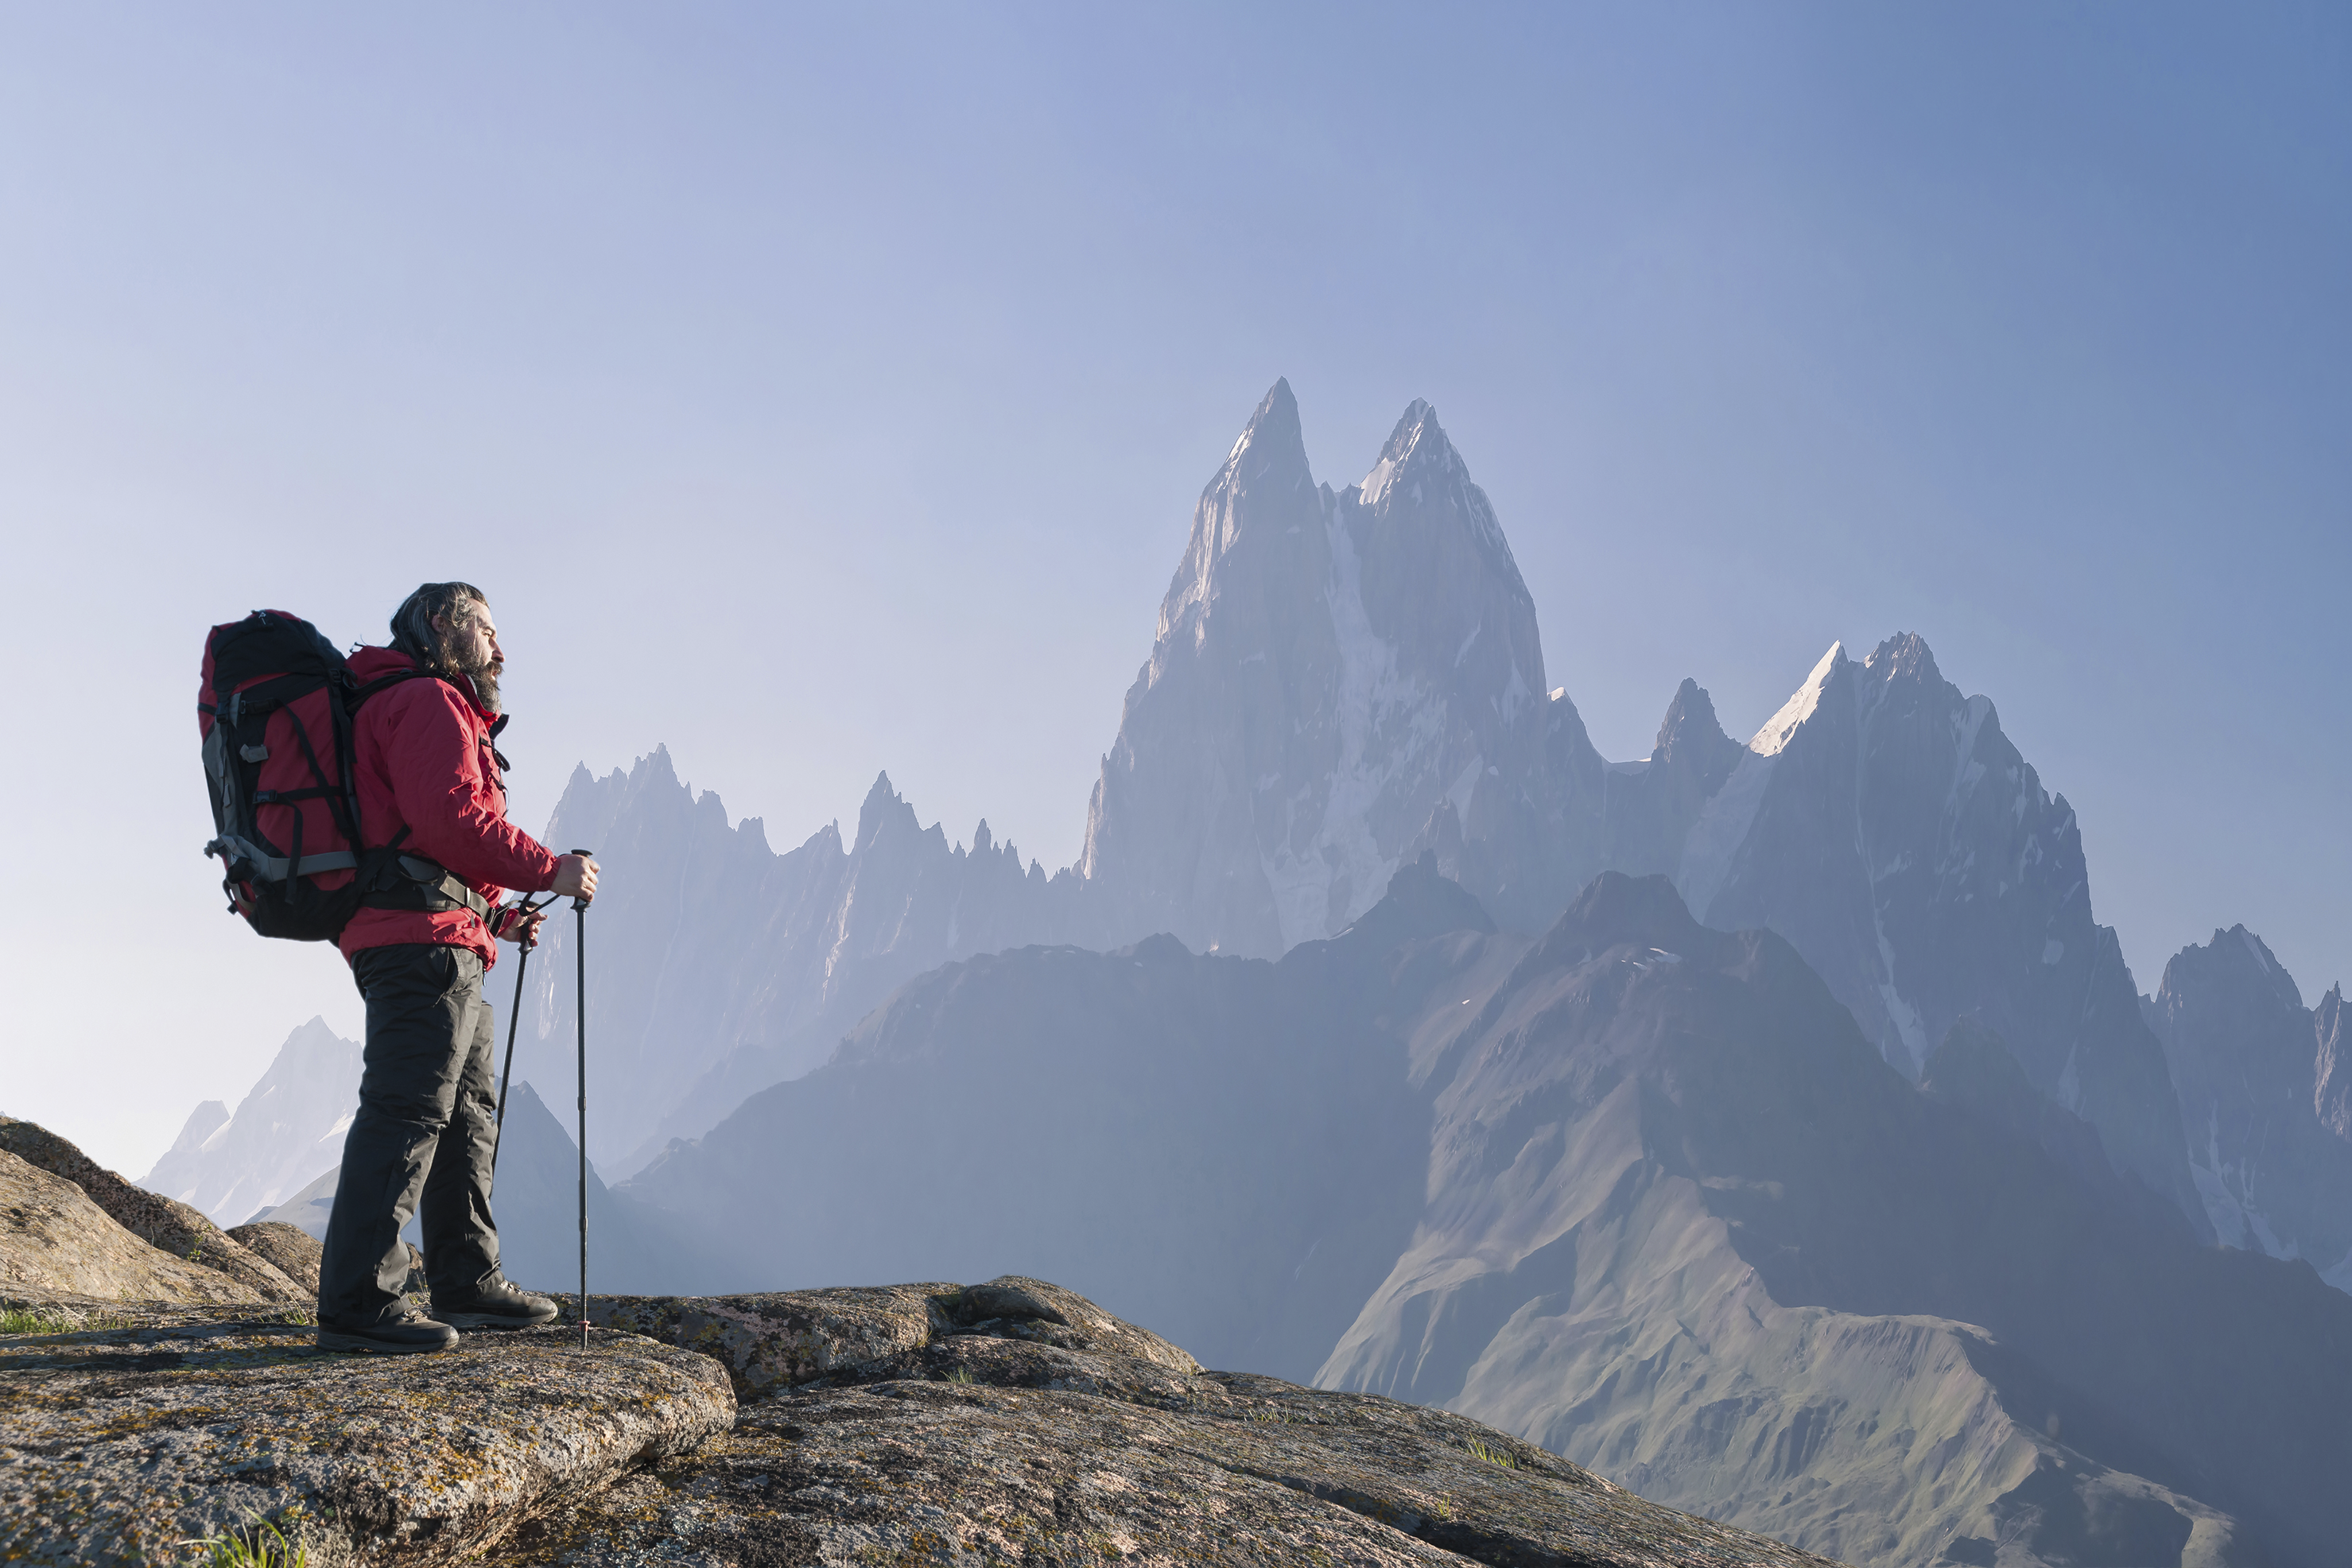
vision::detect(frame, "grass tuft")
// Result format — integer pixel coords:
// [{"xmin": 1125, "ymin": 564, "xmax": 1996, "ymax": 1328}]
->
[
  {"xmin": 0, "ymin": 1306, "xmax": 135, "ymax": 1334},
  {"xmin": 180, "ymin": 1509, "xmax": 306, "ymax": 1567},
  {"xmin": 1465, "ymin": 1438, "xmax": 1520, "ymax": 1469}
]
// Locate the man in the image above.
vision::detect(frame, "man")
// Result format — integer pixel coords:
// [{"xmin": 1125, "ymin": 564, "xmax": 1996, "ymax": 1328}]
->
[{"xmin": 316, "ymin": 581, "xmax": 599, "ymax": 1353}]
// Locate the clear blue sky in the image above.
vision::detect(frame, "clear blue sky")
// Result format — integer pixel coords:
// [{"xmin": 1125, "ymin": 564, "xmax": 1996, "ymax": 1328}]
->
[{"xmin": 3, "ymin": 4, "xmax": 2344, "ymax": 1173}]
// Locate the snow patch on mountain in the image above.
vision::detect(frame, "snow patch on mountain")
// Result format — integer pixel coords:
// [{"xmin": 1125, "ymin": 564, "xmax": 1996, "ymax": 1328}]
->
[{"xmin": 1750, "ymin": 642, "xmax": 1843, "ymax": 757}]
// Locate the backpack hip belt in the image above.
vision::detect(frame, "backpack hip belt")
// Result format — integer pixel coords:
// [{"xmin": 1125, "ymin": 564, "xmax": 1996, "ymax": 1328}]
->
[{"xmin": 356, "ymin": 846, "xmax": 495, "ymax": 922}]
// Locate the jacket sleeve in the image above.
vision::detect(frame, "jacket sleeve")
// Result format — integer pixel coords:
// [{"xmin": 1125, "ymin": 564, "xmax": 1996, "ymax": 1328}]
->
[{"xmin": 383, "ymin": 685, "xmax": 562, "ymax": 894}]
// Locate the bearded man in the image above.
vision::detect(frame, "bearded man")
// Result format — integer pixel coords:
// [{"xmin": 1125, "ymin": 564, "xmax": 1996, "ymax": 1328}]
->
[{"xmin": 316, "ymin": 581, "xmax": 599, "ymax": 1353}]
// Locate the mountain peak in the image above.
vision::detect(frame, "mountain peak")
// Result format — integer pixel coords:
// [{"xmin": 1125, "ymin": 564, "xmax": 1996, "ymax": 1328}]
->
[
  {"xmin": 1865, "ymin": 632, "xmax": 1943, "ymax": 689},
  {"xmin": 1547, "ymin": 871, "xmax": 1709, "ymax": 957},
  {"xmin": 2159, "ymin": 923, "xmax": 2307, "ymax": 1023},
  {"xmin": 2224, "ymin": 924, "xmax": 2304, "ymax": 1011},
  {"xmin": 1655, "ymin": 677, "xmax": 1733, "ymax": 762},
  {"xmin": 1222, "ymin": 378, "xmax": 1308, "ymax": 483},
  {"xmin": 1333, "ymin": 850, "xmax": 1496, "ymax": 953},
  {"xmin": 1359, "ymin": 398, "xmax": 1461, "ymax": 505},
  {"xmin": 1749, "ymin": 642, "xmax": 1847, "ymax": 757},
  {"xmin": 855, "ymin": 770, "xmax": 907, "ymax": 854}
]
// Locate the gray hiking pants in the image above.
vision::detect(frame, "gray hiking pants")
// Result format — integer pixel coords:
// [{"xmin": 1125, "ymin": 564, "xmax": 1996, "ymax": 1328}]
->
[{"xmin": 318, "ymin": 943, "xmax": 504, "ymax": 1325}]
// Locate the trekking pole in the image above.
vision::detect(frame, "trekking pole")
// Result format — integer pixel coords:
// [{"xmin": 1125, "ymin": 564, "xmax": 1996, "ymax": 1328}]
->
[
  {"xmin": 571, "ymin": 850, "xmax": 592, "ymax": 1351},
  {"xmin": 491, "ymin": 895, "xmax": 549, "ymax": 1178}
]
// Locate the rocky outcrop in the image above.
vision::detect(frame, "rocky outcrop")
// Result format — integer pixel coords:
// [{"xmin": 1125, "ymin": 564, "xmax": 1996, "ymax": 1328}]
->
[
  {"xmin": 4, "ymin": 1275, "xmax": 1841, "ymax": 1568},
  {"xmin": 0, "ymin": 1151, "xmax": 264, "ymax": 1306},
  {"xmin": 0, "ymin": 1116, "xmax": 305, "ymax": 1302},
  {"xmin": 512, "ymin": 1278, "xmax": 1839, "ymax": 1567},
  {"xmin": 584, "ymin": 1275, "xmax": 1201, "ymax": 1402},
  {"xmin": 0, "ymin": 1306, "xmax": 733, "ymax": 1567}
]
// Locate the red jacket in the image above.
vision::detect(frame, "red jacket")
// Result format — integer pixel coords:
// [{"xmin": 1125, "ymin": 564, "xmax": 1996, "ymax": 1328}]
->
[{"xmin": 336, "ymin": 646, "xmax": 561, "ymax": 968}]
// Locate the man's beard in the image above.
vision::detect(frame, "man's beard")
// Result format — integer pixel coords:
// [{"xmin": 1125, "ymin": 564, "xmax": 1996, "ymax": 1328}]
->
[{"xmin": 448, "ymin": 646, "xmax": 503, "ymax": 714}]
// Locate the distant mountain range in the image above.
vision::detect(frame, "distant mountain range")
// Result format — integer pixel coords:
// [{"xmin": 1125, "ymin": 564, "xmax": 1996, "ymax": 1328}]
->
[
  {"xmin": 142, "ymin": 1017, "xmax": 359, "ymax": 1225},
  {"xmin": 619, "ymin": 864, "xmax": 2346, "ymax": 1567},
  {"xmin": 246, "ymin": 1080, "xmax": 677, "ymax": 1296},
  {"xmin": 492, "ymin": 383, "xmax": 2226, "ymax": 1219}
]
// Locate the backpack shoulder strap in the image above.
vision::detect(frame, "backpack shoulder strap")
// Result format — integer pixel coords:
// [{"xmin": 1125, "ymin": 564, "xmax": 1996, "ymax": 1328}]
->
[{"xmin": 347, "ymin": 667, "xmax": 439, "ymax": 708}]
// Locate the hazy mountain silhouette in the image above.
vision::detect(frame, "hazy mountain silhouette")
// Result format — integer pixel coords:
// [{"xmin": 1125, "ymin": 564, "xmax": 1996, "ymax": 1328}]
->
[
  {"xmin": 142, "ymin": 1017, "xmax": 359, "ymax": 1225},
  {"xmin": 623, "ymin": 864, "xmax": 2346, "ymax": 1567}
]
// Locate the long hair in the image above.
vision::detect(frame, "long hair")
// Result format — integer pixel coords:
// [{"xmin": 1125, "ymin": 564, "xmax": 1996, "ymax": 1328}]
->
[{"xmin": 388, "ymin": 582, "xmax": 489, "ymax": 676}]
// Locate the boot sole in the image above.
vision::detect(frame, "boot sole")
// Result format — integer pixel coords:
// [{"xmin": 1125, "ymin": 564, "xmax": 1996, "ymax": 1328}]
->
[
  {"xmin": 316, "ymin": 1329, "xmax": 457, "ymax": 1354},
  {"xmin": 437, "ymin": 1309, "xmax": 561, "ymax": 1330}
]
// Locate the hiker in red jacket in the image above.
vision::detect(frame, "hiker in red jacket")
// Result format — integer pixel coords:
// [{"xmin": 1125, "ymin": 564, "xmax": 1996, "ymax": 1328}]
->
[{"xmin": 316, "ymin": 581, "xmax": 598, "ymax": 1354}]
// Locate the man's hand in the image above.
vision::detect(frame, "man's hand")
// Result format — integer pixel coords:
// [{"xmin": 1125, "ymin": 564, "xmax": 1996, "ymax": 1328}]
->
[
  {"xmin": 500, "ymin": 903, "xmax": 550, "ymax": 949},
  {"xmin": 551, "ymin": 853, "xmax": 600, "ymax": 903}
]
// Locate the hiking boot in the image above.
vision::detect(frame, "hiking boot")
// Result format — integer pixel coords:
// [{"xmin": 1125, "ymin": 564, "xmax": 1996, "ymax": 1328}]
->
[
  {"xmin": 433, "ymin": 1277, "xmax": 561, "ymax": 1330},
  {"xmin": 316, "ymin": 1304, "xmax": 458, "ymax": 1355}
]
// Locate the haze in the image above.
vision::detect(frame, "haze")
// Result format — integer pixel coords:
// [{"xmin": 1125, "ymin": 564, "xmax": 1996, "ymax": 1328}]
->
[{"xmin": 1, "ymin": 4, "xmax": 2343, "ymax": 1174}]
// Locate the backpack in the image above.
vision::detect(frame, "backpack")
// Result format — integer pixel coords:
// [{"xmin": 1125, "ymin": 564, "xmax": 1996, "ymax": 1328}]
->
[{"xmin": 198, "ymin": 610, "xmax": 491, "ymax": 941}]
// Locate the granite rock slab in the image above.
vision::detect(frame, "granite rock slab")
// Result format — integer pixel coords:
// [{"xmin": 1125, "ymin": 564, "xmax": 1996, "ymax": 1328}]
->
[
  {"xmin": 580, "ymin": 1274, "xmax": 1201, "ymax": 1403},
  {"xmin": 486, "ymin": 1333, "xmax": 1845, "ymax": 1567},
  {"xmin": 0, "ymin": 1302, "xmax": 734, "ymax": 1566}
]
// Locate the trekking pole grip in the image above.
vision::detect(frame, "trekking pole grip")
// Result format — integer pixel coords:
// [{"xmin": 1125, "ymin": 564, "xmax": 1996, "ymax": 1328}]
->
[{"xmin": 568, "ymin": 847, "xmax": 595, "ymax": 911}]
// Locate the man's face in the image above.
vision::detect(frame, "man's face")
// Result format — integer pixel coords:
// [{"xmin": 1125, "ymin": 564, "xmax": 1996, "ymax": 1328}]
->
[
  {"xmin": 448, "ymin": 606, "xmax": 501, "ymax": 674},
  {"xmin": 433, "ymin": 601, "xmax": 504, "ymax": 708}
]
